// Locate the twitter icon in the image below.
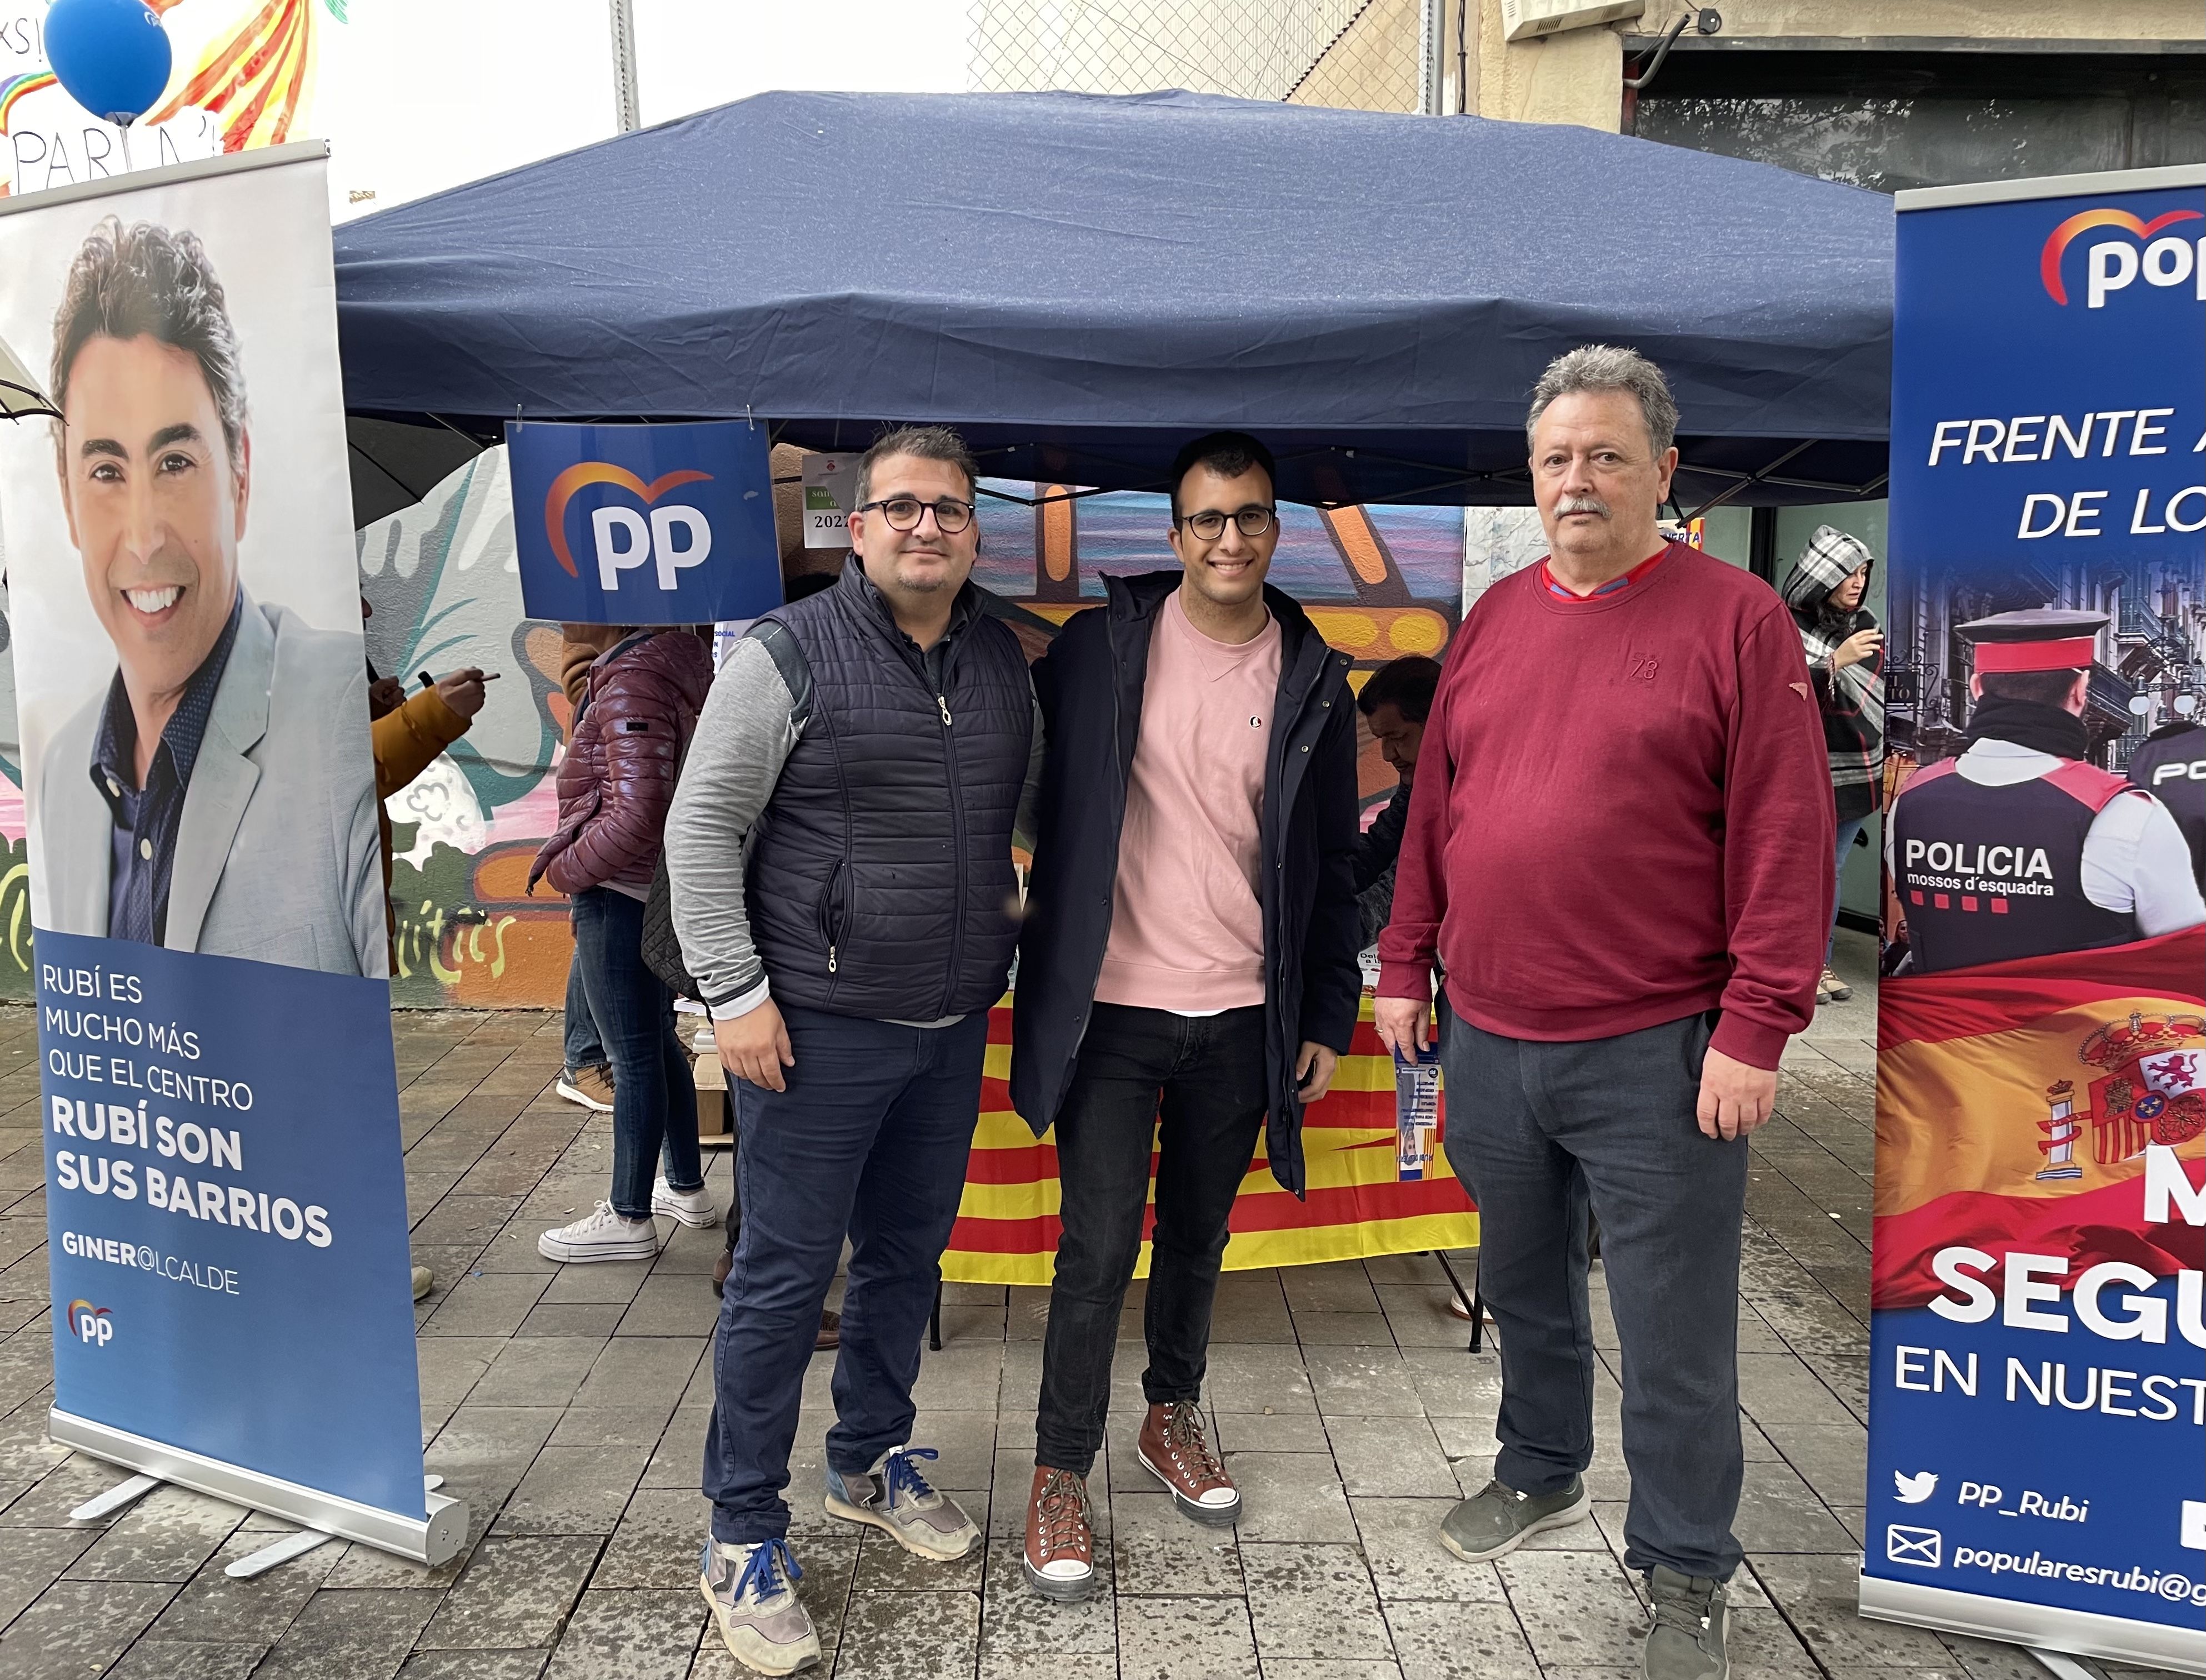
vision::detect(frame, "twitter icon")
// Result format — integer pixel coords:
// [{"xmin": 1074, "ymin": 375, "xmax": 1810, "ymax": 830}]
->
[{"xmin": 1894, "ymin": 1471, "xmax": 1938, "ymax": 1504}]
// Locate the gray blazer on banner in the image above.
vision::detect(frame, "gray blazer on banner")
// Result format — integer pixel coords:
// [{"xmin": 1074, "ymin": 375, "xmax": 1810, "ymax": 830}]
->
[{"xmin": 34, "ymin": 591, "xmax": 387, "ymax": 978}]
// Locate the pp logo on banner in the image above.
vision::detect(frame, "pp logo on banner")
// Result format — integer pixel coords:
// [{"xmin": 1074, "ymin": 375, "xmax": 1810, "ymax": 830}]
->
[
  {"xmin": 65, "ymin": 1300, "xmax": 113, "ymax": 1347},
  {"xmin": 2038, "ymin": 207, "xmax": 2205, "ymax": 309},
  {"xmin": 506, "ymin": 419, "xmax": 784, "ymax": 626}
]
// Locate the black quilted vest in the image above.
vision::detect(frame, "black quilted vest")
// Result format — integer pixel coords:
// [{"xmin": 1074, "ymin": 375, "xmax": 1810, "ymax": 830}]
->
[{"xmin": 745, "ymin": 567, "xmax": 1032, "ymax": 1019}]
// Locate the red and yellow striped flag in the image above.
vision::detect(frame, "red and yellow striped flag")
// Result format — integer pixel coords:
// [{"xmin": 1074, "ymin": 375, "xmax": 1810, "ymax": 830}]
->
[
  {"xmin": 1873, "ymin": 927, "xmax": 2206, "ymax": 1309},
  {"xmin": 942, "ymin": 997, "xmax": 1479, "ymax": 1286}
]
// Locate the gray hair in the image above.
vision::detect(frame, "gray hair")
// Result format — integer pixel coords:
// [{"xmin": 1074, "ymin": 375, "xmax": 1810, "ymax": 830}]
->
[{"xmin": 1524, "ymin": 345, "xmax": 1678, "ymax": 458}]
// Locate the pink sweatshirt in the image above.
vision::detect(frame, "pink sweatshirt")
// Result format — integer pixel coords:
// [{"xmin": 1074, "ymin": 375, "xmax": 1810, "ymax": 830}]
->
[{"xmin": 1094, "ymin": 591, "xmax": 1283, "ymax": 1012}]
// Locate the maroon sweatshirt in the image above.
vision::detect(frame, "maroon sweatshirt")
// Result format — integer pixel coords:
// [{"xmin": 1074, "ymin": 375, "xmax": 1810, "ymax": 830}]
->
[{"xmin": 1376, "ymin": 543, "xmax": 1832, "ymax": 1071}]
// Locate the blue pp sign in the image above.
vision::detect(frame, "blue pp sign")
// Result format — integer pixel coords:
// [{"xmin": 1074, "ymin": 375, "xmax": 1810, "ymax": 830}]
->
[
  {"xmin": 1888, "ymin": 180, "xmax": 2204, "ymax": 583},
  {"xmin": 506, "ymin": 420, "xmax": 782, "ymax": 624},
  {"xmin": 41, "ymin": 930, "xmax": 428, "ymax": 1520}
]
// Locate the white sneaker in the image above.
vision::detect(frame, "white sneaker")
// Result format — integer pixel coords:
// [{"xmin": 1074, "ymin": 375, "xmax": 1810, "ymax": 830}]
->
[
  {"xmin": 538, "ymin": 1201, "xmax": 659, "ymax": 1263},
  {"xmin": 653, "ymin": 1177, "xmax": 720, "ymax": 1229}
]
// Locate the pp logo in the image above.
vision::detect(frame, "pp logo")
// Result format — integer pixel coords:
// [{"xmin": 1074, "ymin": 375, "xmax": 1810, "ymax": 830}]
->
[
  {"xmin": 544, "ymin": 463, "xmax": 714, "ymax": 592},
  {"xmin": 65, "ymin": 1299, "xmax": 112, "ymax": 1347},
  {"xmin": 2039, "ymin": 207, "xmax": 2205, "ymax": 309}
]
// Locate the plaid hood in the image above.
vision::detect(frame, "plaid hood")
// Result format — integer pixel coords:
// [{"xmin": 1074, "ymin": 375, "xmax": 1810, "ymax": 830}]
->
[
  {"xmin": 1782, "ymin": 526, "xmax": 1883, "ymax": 819},
  {"xmin": 1780, "ymin": 525, "xmax": 1874, "ymax": 621}
]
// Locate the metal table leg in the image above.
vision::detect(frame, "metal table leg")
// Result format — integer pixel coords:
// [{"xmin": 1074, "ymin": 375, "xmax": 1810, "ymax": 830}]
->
[{"xmin": 1430, "ymin": 1249, "xmax": 1486, "ymax": 1353}]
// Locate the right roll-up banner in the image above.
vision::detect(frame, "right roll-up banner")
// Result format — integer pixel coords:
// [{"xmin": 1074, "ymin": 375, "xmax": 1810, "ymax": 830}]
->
[{"xmin": 1864, "ymin": 164, "xmax": 2206, "ymax": 1673}]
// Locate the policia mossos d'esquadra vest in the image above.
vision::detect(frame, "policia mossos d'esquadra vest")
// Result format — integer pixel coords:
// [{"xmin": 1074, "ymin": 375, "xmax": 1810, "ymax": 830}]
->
[
  {"xmin": 2126, "ymin": 717, "xmax": 2206, "ymax": 892},
  {"xmin": 1888, "ymin": 609, "xmax": 2206, "ymax": 974}
]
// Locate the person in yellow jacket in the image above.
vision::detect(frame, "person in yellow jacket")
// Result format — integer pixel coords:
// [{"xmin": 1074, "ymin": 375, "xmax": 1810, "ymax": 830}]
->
[
  {"xmin": 368, "ymin": 663, "xmax": 487, "ymax": 1301},
  {"xmin": 370, "ymin": 668, "xmax": 487, "ymax": 893}
]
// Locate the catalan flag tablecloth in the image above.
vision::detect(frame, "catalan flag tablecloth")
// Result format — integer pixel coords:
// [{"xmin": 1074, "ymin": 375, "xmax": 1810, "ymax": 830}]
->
[
  {"xmin": 1873, "ymin": 926, "xmax": 2206, "ymax": 1309},
  {"xmin": 942, "ymin": 997, "xmax": 1479, "ymax": 1286}
]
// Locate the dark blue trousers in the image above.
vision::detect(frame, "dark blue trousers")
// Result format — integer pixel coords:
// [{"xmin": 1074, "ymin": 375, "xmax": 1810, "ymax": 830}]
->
[
  {"xmin": 1439, "ymin": 999, "xmax": 1750, "ymax": 1582},
  {"xmin": 569, "ymin": 887, "xmax": 701, "ymax": 1221},
  {"xmin": 703, "ymin": 1004, "xmax": 988, "ymax": 1544}
]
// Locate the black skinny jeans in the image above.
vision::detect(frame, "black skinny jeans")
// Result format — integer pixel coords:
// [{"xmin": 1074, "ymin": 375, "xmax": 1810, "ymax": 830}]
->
[{"xmin": 1035, "ymin": 1002, "xmax": 1267, "ymax": 1476}]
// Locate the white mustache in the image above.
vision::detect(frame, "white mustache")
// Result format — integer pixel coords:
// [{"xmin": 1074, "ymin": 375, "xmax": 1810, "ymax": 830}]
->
[{"xmin": 1555, "ymin": 494, "xmax": 1612, "ymax": 519}]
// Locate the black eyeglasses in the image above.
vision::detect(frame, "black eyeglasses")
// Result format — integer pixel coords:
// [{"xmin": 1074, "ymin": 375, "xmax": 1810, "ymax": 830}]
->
[
  {"xmin": 1177, "ymin": 505, "xmax": 1277, "ymax": 541},
  {"xmin": 858, "ymin": 496, "xmax": 976, "ymax": 534}
]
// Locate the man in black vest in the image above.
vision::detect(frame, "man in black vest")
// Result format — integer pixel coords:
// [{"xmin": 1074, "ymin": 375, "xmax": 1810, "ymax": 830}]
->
[
  {"xmin": 2125, "ymin": 699, "xmax": 2206, "ymax": 892},
  {"xmin": 667, "ymin": 426, "xmax": 1039, "ymax": 1676},
  {"xmin": 1887, "ymin": 609, "xmax": 2202, "ymax": 974}
]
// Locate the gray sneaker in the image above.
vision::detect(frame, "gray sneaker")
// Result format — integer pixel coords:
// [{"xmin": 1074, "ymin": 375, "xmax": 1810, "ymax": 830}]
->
[
  {"xmin": 824, "ymin": 1446, "xmax": 979, "ymax": 1560},
  {"xmin": 1643, "ymin": 1566, "xmax": 1728, "ymax": 1680},
  {"xmin": 1437, "ymin": 1475, "xmax": 1592, "ymax": 1563},
  {"xmin": 699, "ymin": 1536, "xmax": 819, "ymax": 1675}
]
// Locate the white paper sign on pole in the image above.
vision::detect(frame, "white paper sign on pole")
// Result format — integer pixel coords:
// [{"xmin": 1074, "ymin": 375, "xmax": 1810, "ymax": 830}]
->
[{"xmin": 801, "ymin": 452, "xmax": 859, "ymax": 548}]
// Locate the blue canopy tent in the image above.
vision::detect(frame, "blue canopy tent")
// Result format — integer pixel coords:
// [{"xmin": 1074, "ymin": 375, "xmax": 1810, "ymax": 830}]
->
[{"xmin": 333, "ymin": 89, "xmax": 1893, "ymax": 514}]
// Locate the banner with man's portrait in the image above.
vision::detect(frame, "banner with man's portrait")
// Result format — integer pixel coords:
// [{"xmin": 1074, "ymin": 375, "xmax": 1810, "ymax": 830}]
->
[{"xmin": 0, "ymin": 145, "xmax": 457, "ymax": 1561}]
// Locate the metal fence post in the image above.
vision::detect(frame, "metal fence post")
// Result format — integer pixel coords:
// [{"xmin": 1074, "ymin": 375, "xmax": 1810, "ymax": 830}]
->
[{"xmin": 609, "ymin": 0, "xmax": 642, "ymax": 134}]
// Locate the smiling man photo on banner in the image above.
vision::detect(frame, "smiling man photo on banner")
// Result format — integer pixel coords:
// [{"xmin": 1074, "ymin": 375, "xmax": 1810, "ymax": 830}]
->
[
  {"xmin": 3, "ymin": 151, "xmax": 451, "ymax": 1566},
  {"xmin": 32, "ymin": 216, "xmax": 384, "ymax": 977}
]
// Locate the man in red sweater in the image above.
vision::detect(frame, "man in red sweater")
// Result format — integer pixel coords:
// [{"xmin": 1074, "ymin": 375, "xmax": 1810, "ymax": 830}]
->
[{"xmin": 1375, "ymin": 346, "xmax": 1830, "ymax": 1680}]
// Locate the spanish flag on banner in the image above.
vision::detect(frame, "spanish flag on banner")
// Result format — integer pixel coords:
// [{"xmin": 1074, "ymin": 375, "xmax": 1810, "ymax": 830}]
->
[
  {"xmin": 1874, "ymin": 926, "xmax": 2206, "ymax": 1310},
  {"xmin": 942, "ymin": 998, "xmax": 1479, "ymax": 1286}
]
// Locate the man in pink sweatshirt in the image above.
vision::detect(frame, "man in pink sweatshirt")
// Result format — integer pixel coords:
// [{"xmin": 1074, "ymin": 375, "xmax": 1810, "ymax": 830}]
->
[
  {"xmin": 1008, "ymin": 432, "xmax": 1362, "ymax": 1601},
  {"xmin": 1374, "ymin": 347, "xmax": 1830, "ymax": 1680}
]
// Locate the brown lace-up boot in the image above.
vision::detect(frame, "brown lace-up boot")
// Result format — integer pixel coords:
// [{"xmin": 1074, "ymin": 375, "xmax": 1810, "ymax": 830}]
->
[
  {"xmin": 1022, "ymin": 1466, "xmax": 1097, "ymax": 1602},
  {"xmin": 1137, "ymin": 1401, "xmax": 1239, "ymax": 1526}
]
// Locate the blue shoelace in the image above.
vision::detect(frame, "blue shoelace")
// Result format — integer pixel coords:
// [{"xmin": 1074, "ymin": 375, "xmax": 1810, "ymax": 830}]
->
[
  {"xmin": 726, "ymin": 1536, "xmax": 803, "ymax": 1606},
  {"xmin": 881, "ymin": 1446, "xmax": 942, "ymax": 1512}
]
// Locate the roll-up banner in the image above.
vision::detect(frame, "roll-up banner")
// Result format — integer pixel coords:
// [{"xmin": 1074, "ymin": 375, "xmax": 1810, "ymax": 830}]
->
[
  {"xmin": 0, "ymin": 145, "xmax": 463, "ymax": 1565},
  {"xmin": 1864, "ymin": 163, "xmax": 2206, "ymax": 1673}
]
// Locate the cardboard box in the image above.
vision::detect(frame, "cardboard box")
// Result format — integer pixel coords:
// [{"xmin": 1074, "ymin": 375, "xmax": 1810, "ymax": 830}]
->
[{"xmin": 694, "ymin": 1052, "xmax": 732, "ymax": 1145}]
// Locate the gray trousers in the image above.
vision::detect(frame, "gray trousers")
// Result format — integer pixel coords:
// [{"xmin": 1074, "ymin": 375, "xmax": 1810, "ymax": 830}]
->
[{"xmin": 1440, "ymin": 1000, "xmax": 1749, "ymax": 1581}]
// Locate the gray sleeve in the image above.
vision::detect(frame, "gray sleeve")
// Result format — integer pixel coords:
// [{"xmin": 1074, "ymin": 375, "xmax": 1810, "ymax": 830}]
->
[
  {"xmin": 1013, "ymin": 686, "xmax": 1045, "ymax": 854},
  {"xmin": 665, "ymin": 635, "xmax": 802, "ymax": 1018}
]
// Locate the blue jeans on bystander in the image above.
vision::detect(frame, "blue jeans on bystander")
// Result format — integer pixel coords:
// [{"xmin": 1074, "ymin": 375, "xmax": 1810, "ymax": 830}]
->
[
  {"xmin": 563, "ymin": 934, "xmax": 606, "ymax": 1073},
  {"xmin": 1829, "ymin": 814, "xmax": 1869, "ymax": 964},
  {"xmin": 569, "ymin": 886, "xmax": 702, "ymax": 1221}
]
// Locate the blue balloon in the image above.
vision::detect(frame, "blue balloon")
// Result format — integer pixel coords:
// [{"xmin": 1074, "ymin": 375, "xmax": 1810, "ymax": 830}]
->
[{"xmin": 43, "ymin": 0, "xmax": 173, "ymax": 129}]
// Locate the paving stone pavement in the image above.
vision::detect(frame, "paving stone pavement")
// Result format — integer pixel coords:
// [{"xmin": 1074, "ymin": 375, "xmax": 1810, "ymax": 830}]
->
[{"xmin": 0, "ymin": 931, "xmax": 2185, "ymax": 1678}]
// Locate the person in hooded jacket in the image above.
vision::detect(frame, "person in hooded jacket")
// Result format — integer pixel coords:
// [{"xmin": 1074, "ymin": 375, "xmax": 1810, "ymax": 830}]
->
[
  {"xmin": 1780, "ymin": 527, "xmax": 1883, "ymax": 1003},
  {"xmin": 1009, "ymin": 431, "xmax": 1361, "ymax": 1602},
  {"xmin": 529, "ymin": 623, "xmax": 718, "ymax": 1262}
]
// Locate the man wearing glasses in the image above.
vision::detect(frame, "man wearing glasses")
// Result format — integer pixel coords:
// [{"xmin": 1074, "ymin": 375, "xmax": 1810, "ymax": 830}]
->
[
  {"xmin": 666, "ymin": 426, "xmax": 1041, "ymax": 1674},
  {"xmin": 1008, "ymin": 431, "xmax": 1361, "ymax": 1600}
]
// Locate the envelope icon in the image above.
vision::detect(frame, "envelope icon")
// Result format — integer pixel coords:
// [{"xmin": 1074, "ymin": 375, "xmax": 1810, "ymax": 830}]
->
[
  {"xmin": 2182, "ymin": 1501, "xmax": 2205, "ymax": 1551},
  {"xmin": 1886, "ymin": 1525, "xmax": 1943, "ymax": 1568}
]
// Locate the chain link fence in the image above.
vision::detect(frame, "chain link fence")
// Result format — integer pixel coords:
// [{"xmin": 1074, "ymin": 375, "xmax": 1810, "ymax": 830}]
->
[{"xmin": 969, "ymin": 0, "xmax": 1432, "ymax": 114}]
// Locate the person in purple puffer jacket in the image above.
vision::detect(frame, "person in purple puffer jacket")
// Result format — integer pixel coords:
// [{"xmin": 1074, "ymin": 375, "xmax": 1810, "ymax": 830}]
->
[{"xmin": 530, "ymin": 623, "xmax": 718, "ymax": 1262}]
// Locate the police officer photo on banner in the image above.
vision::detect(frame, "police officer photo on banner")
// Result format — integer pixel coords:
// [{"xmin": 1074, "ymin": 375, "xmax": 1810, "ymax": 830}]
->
[
  {"xmin": 1885, "ymin": 608, "xmax": 2205, "ymax": 974},
  {"xmin": 0, "ymin": 144, "xmax": 462, "ymax": 1569}
]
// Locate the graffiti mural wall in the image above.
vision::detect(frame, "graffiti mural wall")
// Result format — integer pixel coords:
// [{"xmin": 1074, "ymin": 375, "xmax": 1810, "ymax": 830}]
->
[
  {"xmin": 3, "ymin": 0, "xmax": 621, "ymax": 219},
  {"xmin": 971, "ymin": 481, "xmax": 1463, "ymax": 814},
  {"xmin": 354, "ymin": 447, "xmax": 582, "ymax": 1008}
]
